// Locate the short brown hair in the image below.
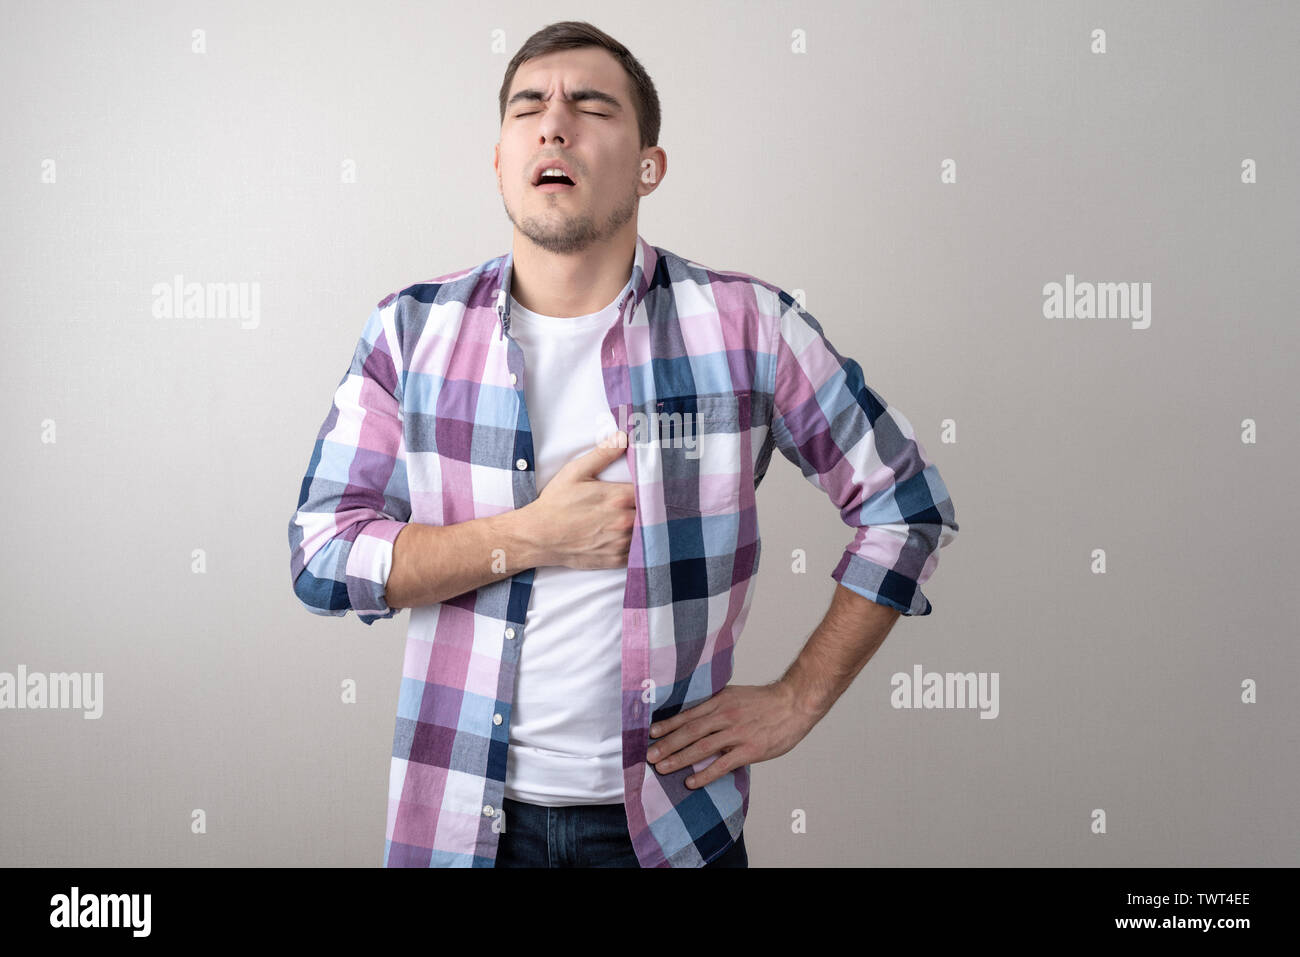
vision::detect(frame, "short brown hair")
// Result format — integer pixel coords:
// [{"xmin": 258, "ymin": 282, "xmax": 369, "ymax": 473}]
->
[{"xmin": 498, "ymin": 21, "xmax": 661, "ymax": 149}]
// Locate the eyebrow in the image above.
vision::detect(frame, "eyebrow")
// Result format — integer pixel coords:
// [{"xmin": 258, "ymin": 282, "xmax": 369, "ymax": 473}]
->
[{"xmin": 506, "ymin": 88, "xmax": 624, "ymax": 112}]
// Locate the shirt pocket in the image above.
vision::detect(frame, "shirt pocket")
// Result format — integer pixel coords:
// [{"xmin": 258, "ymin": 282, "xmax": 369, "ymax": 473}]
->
[{"xmin": 653, "ymin": 393, "xmax": 745, "ymax": 517}]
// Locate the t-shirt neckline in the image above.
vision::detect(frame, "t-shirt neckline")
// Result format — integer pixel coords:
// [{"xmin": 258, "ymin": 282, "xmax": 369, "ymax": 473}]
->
[{"xmin": 509, "ymin": 279, "xmax": 632, "ymax": 329}]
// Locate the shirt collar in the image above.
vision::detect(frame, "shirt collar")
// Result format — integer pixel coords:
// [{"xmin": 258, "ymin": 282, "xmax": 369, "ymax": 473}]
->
[{"xmin": 493, "ymin": 233, "xmax": 658, "ymax": 339}]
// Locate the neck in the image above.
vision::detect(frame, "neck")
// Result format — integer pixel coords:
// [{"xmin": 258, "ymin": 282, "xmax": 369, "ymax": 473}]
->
[{"xmin": 509, "ymin": 224, "xmax": 637, "ymax": 318}]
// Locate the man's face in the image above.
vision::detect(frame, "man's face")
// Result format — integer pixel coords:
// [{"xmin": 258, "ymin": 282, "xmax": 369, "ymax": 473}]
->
[{"xmin": 495, "ymin": 47, "xmax": 650, "ymax": 255}]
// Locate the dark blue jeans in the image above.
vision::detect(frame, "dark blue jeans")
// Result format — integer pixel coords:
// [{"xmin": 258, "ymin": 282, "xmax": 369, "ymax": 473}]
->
[{"xmin": 494, "ymin": 796, "xmax": 748, "ymax": 868}]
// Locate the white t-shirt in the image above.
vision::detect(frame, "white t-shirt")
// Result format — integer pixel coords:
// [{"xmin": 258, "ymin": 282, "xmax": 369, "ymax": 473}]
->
[{"xmin": 502, "ymin": 281, "xmax": 632, "ymax": 806}]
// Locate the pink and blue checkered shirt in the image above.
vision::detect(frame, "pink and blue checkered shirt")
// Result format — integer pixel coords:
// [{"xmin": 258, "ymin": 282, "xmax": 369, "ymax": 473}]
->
[{"xmin": 288, "ymin": 233, "xmax": 959, "ymax": 867}]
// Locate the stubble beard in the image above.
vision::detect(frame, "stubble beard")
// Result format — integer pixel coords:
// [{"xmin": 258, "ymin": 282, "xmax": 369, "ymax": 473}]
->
[{"xmin": 504, "ymin": 186, "xmax": 638, "ymax": 255}]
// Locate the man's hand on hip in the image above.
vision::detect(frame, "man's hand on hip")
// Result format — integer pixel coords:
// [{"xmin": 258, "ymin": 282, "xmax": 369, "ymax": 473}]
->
[{"xmin": 644, "ymin": 681, "xmax": 819, "ymax": 789}]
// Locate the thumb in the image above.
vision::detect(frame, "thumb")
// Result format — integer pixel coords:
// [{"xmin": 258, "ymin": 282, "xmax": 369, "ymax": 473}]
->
[{"xmin": 570, "ymin": 430, "xmax": 629, "ymax": 477}]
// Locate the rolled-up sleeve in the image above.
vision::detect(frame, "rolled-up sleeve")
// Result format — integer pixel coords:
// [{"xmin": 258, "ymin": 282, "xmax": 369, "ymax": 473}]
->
[
  {"xmin": 769, "ymin": 292, "xmax": 958, "ymax": 616},
  {"xmin": 288, "ymin": 303, "xmax": 410, "ymax": 624}
]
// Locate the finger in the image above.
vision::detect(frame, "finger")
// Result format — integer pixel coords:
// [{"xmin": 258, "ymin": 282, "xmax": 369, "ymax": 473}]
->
[
  {"xmin": 648, "ymin": 712, "xmax": 730, "ymax": 763},
  {"xmin": 649, "ymin": 692, "xmax": 722, "ymax": 739},
  {"xmin": 649, "ymin": 707, "xmax": 693, "ymax": 739},
  {"xmin": 686, "ymin": 746, "xmax": 745, "ymax": 789},
  {"xmin": 594, "ymin": 428, "xmax": 628, "ymax": 451},
  {"xmin": 654, "ymin": 728, "xmax": 737, "ymax": 777},
  {"xmin": 648, "ymin": 712, "xmax": 685, "ymax": 739},
  {"xmin": 570, "ymin": 432, "xmax": 628, "ymax": 477}
]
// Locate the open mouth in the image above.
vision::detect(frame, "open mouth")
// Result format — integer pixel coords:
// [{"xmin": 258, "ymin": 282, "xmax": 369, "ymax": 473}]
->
[{"xmin": 533, "ymin": 166, "xmax": 577, "ymax": 191}]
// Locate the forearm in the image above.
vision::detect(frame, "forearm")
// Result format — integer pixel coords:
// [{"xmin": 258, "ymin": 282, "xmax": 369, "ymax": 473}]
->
[
  {"xmin": 776, "ymin": 582, "xmax": 902, "ymax": 725},
  {"xmin": 383, "ymin": 505, "xmax": 547, "ymax": 610}
]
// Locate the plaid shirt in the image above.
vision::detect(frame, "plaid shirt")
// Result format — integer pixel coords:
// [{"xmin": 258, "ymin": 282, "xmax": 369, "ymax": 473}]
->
[{"xmin": 288, "ymin": 233, "xmax": 959, "ymax": 867}]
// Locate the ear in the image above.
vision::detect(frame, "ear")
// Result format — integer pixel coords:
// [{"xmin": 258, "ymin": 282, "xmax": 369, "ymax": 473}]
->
[{"xmin": 639, "ymin": 147, "xmax": 667, "ymax": 193}]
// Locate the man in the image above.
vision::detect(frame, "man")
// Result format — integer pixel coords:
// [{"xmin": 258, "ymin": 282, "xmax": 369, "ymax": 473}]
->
[{"xmin": 287, "ymin": 20, "xmax": 958, "ymax": 868}]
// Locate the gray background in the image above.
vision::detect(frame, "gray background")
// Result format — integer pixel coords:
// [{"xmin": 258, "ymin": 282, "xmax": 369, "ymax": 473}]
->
[{"xmin": 2, "ymin": 0, "xmax": 1296, "ymax": 866}]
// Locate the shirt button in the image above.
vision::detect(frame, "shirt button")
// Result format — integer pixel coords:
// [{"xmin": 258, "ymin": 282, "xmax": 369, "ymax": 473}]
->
[
  {"xmin": 509, "ymin": 372, "xmax": 518, "ymax": 385},
  {"xmin": 482, "ymin": 804, "xmax": 495, "ymax": 817},
  {"xmin": 515, "ymin": 458, "xmax": 528, "ymax": 470},
  {"xmin": 504, "ymin": 627, "xmax": 516, "ymax": 639},
  {"xmin": 493, "ymin": 713, "xmax": 503, "ymax": 726}
]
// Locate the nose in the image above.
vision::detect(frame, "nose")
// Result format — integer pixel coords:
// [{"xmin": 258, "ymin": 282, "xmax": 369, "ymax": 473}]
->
[{"xmin": 536, "ymin": 100, "xmax": 576, "ymax": 144}]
